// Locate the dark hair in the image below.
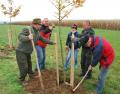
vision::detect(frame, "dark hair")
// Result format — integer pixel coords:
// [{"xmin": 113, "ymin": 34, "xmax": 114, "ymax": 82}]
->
[
  {"xmin": 71, "ymin": 24, "xmax": 77, "ymax": 30},
  {"xmin": 79, "ymin": 35, "xmax": 89, "ymax": 46},
  {"xmin": 84, "ymin": 20, "xmax": 91, "ymax": 26}
]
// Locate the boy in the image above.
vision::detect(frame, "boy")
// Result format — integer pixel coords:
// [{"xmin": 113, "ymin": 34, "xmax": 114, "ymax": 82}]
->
[{"xmin": 64, "ymin": 24, "xmax": 80, "ymax": 69}]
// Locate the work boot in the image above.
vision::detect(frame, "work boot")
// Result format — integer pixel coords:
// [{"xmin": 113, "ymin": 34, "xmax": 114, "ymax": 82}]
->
[
  {"xmin": 90, "ymin": 91, "xmax": 97, "ymax": 94},
  {"xmin": 19, "ymin": 78, "xmax": 28, "ymax": 86},
  {"xmin": 21, "ymin": 80, "xmax": 28, "ymax": 86},
  {"xmin": 85, "ymin": 71, "xmax": 92, "ymax": 79},
  {"xmin": 85, "ymin": 75, "xmax": 92, "ymax": 79},
  {"xmin": 79, "ymin": 73, "xmax": 85, "ymax": 77},
  {"xmin": 19, "ymin": 77, "xmax": 25, "ymax": 82}
]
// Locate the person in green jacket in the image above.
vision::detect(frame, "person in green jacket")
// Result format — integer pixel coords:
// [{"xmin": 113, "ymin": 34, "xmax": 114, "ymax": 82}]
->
[{"xmin": 16, "ymin": 18, "xmax": 55, "ymax": 84}]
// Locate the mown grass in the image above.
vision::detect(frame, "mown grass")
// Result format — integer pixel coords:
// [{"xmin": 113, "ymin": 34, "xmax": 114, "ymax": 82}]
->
[{"xmin": 0, "ymin": 24, "xmax": 120, "ymax": 94}]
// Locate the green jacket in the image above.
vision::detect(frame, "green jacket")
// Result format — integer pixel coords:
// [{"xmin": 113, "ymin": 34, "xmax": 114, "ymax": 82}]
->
[
  {"xmin": 16, "ymin": 28, "xmax": 33, "ymax": 54},
  {"xmin": 31, "ymin": 27, "xmax": 54, "ymax": 45},
  {"xmin": 16, "ymin": 26, "xmax": 54, "ymax": 53}
]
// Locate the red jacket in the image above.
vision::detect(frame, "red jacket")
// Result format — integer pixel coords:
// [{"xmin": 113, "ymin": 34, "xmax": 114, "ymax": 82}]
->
[
  {"xmin": 91, "ymin": 36, "xmax": 115, "ymax": 68},
  {"xmin": 37, "ymin": 31, "xmax": 51, "ymax": 48}
]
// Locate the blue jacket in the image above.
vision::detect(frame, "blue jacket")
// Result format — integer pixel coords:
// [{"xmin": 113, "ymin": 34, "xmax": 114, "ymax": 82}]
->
[{"xmin": 66, "ymin": 31, "xmax": 80, "ymax": 49}]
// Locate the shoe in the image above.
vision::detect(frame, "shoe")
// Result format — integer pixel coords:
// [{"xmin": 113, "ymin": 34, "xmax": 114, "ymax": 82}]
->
[
  {"xmin": 22, "ymin": 80, "xmax": 28, "ymax": 86},
  {"xmin": 90, "ymin": 92, "xmax": 96, "ymax": 94},
  {"xmin": 29, "ymin": 74, "xmax": 34, "ymax": 79},
  {"xmin": 19, "ymin": 79, "xmax": 28, "ymax": 86},
  {"xmin": 85, "ymin": 75, "xmax": 92, "ymax": 79},
  {"xmin": 34, "ymin": 68, "xmax": 38, "ymax": 72},
  {"xmin": 79, "ymin": 73, "xmax": 84, "ymax": 77},
  {"xmin": 64, "ymin": 65, "xmax": 67, "ymax": 70},
  {"xmin": 19, "ymin": 77, "xmax": 25, "ymax": 81}
]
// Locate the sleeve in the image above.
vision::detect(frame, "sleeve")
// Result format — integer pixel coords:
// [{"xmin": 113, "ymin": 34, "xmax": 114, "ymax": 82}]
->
[
  {"xmin": 32, "ymin": 30, "xmax": 54, "ymax": 45},
  {"xmin": 89, "ymin": 29, "xmax": 95, "ymax": 36},
  {"xmin": 39, "ymin": 34, "xmax": 54, "ymax": 44},
  {"xmin": 91, "ymin": 45, "xmax": 103, "ymax": 67},
  {"xmin": 66, "ymin": 34, "xmax": 69, "ymax": 46},
  {"xmin": 18, "ymin": 28, "xmax": 30, "ymax": 42},
  {"xmin": 43, "ymin": 28, "xmax": 52, "ymax": 34}
]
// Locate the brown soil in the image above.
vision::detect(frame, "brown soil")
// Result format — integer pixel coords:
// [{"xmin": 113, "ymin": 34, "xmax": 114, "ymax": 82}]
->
[
  {"xmin": 25, "ymin": 69, "xmax": 86, "ymax": 94},
  {"xmin": 0, "ymin": 45, "xmax": 15, "ymax": 58}
]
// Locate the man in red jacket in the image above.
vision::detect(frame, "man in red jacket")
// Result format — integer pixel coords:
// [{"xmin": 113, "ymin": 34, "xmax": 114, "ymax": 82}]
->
[
  {"xmin": 35, "ymin": 18, "xmax": 54, "ymax": 70},
  {"xmin": 79, "ymin": 35, "xmax": 115, "ymax": 94}
]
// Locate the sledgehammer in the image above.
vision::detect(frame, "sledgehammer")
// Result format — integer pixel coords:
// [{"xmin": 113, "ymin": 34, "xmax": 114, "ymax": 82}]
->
[{"xmin": 72, "ymin": 68, "xmax": 90, "ymax": 92}]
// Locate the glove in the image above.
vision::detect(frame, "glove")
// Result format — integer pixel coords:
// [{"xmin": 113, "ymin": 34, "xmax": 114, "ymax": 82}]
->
[
  {"xmin": 51, "ymin": 42, "xmax": 56, "ymax": 45},
  {"xmin": 49, "ymin": 26, "xmax": 53, "ymax": 30},
  {"xmin": 65, "ymin": 46, "xmax": 69, "ymax": 52}
]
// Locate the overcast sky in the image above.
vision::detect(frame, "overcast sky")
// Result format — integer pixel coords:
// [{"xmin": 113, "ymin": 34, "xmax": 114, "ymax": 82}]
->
[{"xmin": 0, "ymin": 0, "xmax": 120, "ymax": 22}]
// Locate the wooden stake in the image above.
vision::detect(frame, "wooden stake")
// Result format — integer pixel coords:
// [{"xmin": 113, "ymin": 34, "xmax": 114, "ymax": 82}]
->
[
  {"xmin": 8, "ymin": 30, "xmax": 12, "ymax": 48},
  {"xmin": 70, "ymin": 33, "xmax": 75, "ymax": 88},
  {"xmin": 54, "ymin": 33, "xmax": 59, "ymax": 86},
  {"xmin": 64, "ymin": 82, "xmax": 71, "ymax": 86},
  {"xmin": 28, "ymin": 27, "xmax": 44, "ymax": 90}
]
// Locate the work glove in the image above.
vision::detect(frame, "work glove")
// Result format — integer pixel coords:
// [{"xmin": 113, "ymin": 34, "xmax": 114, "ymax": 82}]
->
[
  {"xmin": 65, "ymin": 46, "xmax": 69, "ymax": 52},
  {"xmin": 51, "ymin": 42, "xmax": 56, "ymax": 45}
]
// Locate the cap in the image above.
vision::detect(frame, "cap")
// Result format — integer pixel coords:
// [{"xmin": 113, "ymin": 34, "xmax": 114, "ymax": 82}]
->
[{"xmin": 32, "ymin": 18, "xmax": 41, "ymax": 25}]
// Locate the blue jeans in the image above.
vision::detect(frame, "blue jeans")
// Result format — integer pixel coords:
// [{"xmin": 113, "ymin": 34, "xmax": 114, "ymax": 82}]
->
[
  {"xmin": 64, "ymin": 49, "xmax": 78, "ymax": 69},
  {"xmin": 35, "ymin": 46, "xmax": 46, "ymax": 70},
  {"xmin": 96, "ymin": 67, "xmax": 109, "ymax": 94}
]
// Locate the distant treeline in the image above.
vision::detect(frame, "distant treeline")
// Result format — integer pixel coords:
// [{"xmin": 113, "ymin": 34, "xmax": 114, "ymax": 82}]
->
[{"xmin": 12, "ymin": 20, "xmax": 120, "ymax": 30}]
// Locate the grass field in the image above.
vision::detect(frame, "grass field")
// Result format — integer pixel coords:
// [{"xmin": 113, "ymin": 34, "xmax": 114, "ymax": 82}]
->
[{"xmin": 0, "ymin": 24, "xmax": 120, "ymax": 94}]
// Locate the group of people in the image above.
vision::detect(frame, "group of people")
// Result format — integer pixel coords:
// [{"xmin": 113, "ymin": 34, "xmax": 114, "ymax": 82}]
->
[
  {"xmin": 16, "ymin": 18, "xmax": 55, "ymax": 82},
  {"xmin": 64, "ymin": 21, "xmax": 115, "ymax": 94},
  {"xmin": 16, "ymin": 18, "xmax": 115, "ymax": 94}
]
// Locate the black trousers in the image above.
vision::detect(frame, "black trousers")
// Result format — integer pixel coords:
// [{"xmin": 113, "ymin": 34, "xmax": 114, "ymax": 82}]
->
[
  {"xmin": 16, "ymin": 50, "xmax": 33, "ymax": 81},
  {"xmin": 80, "ymin": 47, "xmax": 92, "ymax": 77}
]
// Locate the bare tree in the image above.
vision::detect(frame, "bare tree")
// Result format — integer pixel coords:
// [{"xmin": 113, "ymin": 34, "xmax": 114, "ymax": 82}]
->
[
  {"xmin": 0, "ymin": 0, "xmax": 21, "ymax": 48},
  {"xmin": 50, "ymin": 0, "xmax": 86, "ymax": 87},
  {"xmin": 50, "ymin": 0, "xmax": 85, "ymax": 22}
]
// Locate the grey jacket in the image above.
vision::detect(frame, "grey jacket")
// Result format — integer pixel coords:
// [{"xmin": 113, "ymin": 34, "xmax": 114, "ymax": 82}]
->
[{"xmin": 16, "ymin": 27, "xmax": 54, "ymax": 53}]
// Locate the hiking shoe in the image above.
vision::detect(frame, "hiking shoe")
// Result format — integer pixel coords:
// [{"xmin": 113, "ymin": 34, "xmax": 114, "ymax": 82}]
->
[
  {"xmin": 79, "ymin": 73, "xmax": 85, "ymax": 77},
  {"xmin": 85, "ymin": 75, "xmax": 92, "ymax": 79},
  {"xmin": 19, "ymin": 80, "xmax": 28, "ymax": 86},
  {"xmin": 90, "ymin": 92, "xmax": 97, "ymax": 94},
  {"xmin": 22, "ymin": 81, "xmax": 28, "ymax": 86}
]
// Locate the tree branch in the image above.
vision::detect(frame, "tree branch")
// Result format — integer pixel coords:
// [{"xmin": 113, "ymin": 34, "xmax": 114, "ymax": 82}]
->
[{"xmin": 49, "ymin": 0, "xmax": 59, "ymax": 10}]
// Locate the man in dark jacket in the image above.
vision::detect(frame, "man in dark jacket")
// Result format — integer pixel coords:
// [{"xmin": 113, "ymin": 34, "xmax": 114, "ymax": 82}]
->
[
  {"xmin": 16, "ymin": 18, "xmax": 55, "ymax": 83},
  {"xmin": 80, "ymin": 20, "xmax": 95, "ymax": 79},
  {"xmin": 80, "ymin": 35, "xmax": 115, "ymax": 94}
]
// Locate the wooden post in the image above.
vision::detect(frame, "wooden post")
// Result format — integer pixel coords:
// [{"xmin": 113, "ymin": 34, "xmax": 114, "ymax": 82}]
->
[
  {"xmin": 54, "ymin": 33, "xmax": 59, "ymax": 86},
  {"xmin": 8, "ymin": 30, "xmax": 12, "ymax": 48},
  {"xmin": 28, "ymin": 27, "xmax": 44, "ymax": 90},
  {"xmin": 70, "ymin": 33, "xmax": 75, "ymax": 88}
]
